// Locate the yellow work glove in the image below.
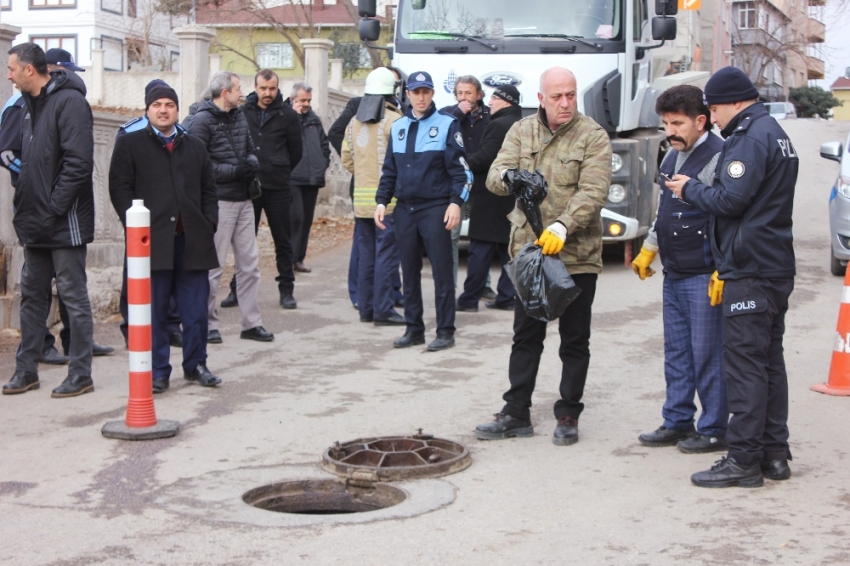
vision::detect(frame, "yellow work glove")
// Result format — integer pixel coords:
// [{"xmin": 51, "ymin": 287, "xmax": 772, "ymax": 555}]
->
[
  {"xmin": 708, "ymin": 270, "xmax": 724, "ymax": 307},
  {"xmin": 534, "ymin": 222, "xmax": 567, "ymax": 255},
  {"xmin": 631, "ymin": 245, "xmax": 658, "ymax": 280}
]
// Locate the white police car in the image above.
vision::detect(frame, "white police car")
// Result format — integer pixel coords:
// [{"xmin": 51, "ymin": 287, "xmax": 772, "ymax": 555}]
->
[{"xmin": 822, "ymin": 131, "xmax": 850, "ymax": 275}]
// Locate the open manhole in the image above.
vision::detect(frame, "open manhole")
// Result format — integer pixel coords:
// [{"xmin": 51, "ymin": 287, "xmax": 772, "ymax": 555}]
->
[
  {"xmin": 242, "ymin": 479, "xmax": 406, "ymax": 515},
  {"xmin": 243, "ymin": 431, "xmax": 470, "ymax": 516}
]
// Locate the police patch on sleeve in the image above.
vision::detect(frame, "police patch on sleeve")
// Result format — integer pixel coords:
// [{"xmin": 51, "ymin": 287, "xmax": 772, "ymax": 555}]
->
[
  {"xmin": 429, "ymin": 126, "xmax": 439, "ymax": 138},
  {"xmin": 454, "ymin": 132, "xmax": 464, "ymax": 148},
  {"xmin": 727, "ymin": 161, "xmax": 745, "ymax": 179},
  {"xmin": 398, "ymin": 129, "xmax": 406, "ymax": 140}
]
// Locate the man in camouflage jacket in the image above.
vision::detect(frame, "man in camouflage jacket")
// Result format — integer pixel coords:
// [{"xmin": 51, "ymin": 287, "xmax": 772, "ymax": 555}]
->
[{"xmin": 475, "ymin": 67, "xmax": 612, "ymax": 447}]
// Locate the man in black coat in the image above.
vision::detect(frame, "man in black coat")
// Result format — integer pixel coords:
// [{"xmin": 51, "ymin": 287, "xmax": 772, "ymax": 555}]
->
[
  {"xmin": 109, "ymin": 85, "xmax": 222, "ymax": 392},
  {"xmin": 221, "ymin": 70, "xmax": 303, "ymax": 309},
  {"xmin": 456, "ymin": 85, "xmax": 522, "ymax": 311},
  {"xmin": 288, "ymin": 82, "xmax": 330, "ymax": 273},
  {"xmin": 3, "ymin": 44, "xmax": 95, "ymax": 398}
]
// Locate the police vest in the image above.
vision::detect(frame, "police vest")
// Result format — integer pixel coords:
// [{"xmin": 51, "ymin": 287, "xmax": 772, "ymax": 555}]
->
[{"xmin": 655, "ymin": 134, "xmax": 724, "ymax": 277}]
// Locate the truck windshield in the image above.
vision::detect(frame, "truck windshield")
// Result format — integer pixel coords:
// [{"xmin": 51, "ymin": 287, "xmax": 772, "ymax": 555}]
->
[{"xmin": 399, "ymin": 0, "xmax": 621, "ymax": 42}]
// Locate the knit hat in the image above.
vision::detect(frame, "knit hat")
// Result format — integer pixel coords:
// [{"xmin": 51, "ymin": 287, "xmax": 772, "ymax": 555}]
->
[
  {"xmin": 145, "ymin": 79, "xmax": 169, "ymax": 97},
  {"xmin": 145, "ymin": 84, "xmax": 179, "ymax": 109},
  {"xmin": 704, "ymin": 67, "xmax": 759, "ymax": 105},
  {"xmin": 492, "ymin": 85, "xmax": 520, "ymax": 106}
]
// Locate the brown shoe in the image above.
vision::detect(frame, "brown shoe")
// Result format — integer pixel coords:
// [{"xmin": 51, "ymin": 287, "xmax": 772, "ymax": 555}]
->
[{"xmin": 293, "ymin": 262, "xmax": 312, "ymax": 273}]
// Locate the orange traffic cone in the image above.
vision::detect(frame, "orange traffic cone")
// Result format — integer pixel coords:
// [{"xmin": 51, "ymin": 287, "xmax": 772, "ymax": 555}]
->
[{"xmin": 813, "ymin": 264, "xmax": 850, "ymax": 395}]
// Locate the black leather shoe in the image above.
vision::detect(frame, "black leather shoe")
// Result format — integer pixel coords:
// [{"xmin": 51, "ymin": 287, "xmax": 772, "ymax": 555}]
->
[
  {"xmin": 241, "ymin": 326, "xmax": 274, "ymax": 342},
  {"xmin": 553, "ymin": 415, "xmax": 579, "ymax": 446},
  {"xmin": 3, "ymin": 372, "xmax": 40, "ymax": 395},
  {"xmin": 169, "ymin": 332, "xmax": 183, "ymax": 348},
  {"xmin": 221, "ymin": 291, "xmax": 238, "ymax": 308},
  {"xmin": 475, "ymin": 413, "xmax": 534, "ymax": 440},
  {"xmin": 184, "ymin": 364, "xmax": 221, "ymax": 387},
  {"xmin": 485, "ymin": 301, "xmax": 515, "ymax": 311},
  {"xmin": 152, "ymin": 378, "xmax": 169, "ymax": 394},
  {"xmin": 393, "ymin": 332, "xmax": 425, "ymax": 348},
  {"xmin": 51, "ymin": 375, "xmax": 94, "ymax": 398},
  {"xmin": 360, "ymin": 316, "xmax": 374, "ymax": 323},
  {"xmin": 455, "ymin": 302, "xmax": 478, "ymax": 312},
  {"xmin": 691, "ymin": 456, "xmax": 764, "ymax": 488},
  {"xmin": 677, "ymin": 433, "xmax": 727, "ymax": 454},
  {"xmin": 427, "ymin": 333, "xmax": 455, "ymax": 351},
  {"xmin": 207, "ymin": 330, "xmax": 222, "ymax": 344},
  {"xmin": 374, "ymin": 313, "xmax": 406, "ymax": 326},
  {"xmin": 40, "ymin": 346, "xmax": 70, "ymax": 365},
  {"xmin": 293, "ymin": 262, "xmax": 312, "ymax": 273},
  {"xmin": 760, "ymin": 458, "xmax": 791, "ymax": 480},
  {"xmin": 92, "ymin": 343, "xmax": 114, "ymax": 356},
  {"xmin": 481, "ymin": 287, "xmax": 497, "ymax": 301},
  {"xmin": 638, "ymin": 425, "xmax": 694, "ymax": 447},
  {"xmin": 280, "ymin": 294, "xmax": 297, "ymax": 309}
]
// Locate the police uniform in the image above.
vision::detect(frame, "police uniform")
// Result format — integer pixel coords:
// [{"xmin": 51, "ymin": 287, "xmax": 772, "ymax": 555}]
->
[
  {"xmin": 682, "ymin": 67, "xmax": 798, "ymax": 486},
  {"xmin": 376, "ymin": 72, "xmax": 472, "ymax": 347}
]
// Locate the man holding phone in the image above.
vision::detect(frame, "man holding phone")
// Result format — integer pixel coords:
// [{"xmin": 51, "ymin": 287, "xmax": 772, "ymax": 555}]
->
[{"xmin": 630, "ymin": 85, "xmax": 728, "ymax": 455}]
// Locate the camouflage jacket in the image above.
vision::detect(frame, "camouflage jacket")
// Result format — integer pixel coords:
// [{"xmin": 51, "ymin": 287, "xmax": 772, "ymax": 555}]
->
[{"xmin": 486, "ymin": 110, "xmax": 612, "ymax": 274}]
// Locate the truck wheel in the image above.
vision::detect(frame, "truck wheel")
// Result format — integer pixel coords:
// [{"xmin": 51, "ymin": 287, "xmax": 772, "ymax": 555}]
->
[{"xmin": 831, "ymin": 245, "xmax": 845, "ymax": 277}]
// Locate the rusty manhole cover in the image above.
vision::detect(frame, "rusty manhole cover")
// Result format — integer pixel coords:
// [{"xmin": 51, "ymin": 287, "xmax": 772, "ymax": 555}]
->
[{"xmin": 322, "ymin": 431, "xmax": 471, "ymax": 481}]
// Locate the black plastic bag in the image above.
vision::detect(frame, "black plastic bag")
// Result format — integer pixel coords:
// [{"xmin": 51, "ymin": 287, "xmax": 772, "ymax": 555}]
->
[
  {"xmin": 507, "ymin": 243, "xmax": 582, "ymax": 322},
  {"xmin": 504, "ymin": 168, "xmax": 548, "ymax": 238}
]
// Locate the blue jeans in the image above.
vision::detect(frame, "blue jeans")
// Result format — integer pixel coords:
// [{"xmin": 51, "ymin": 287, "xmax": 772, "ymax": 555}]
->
[
  {"xmin": 662, "ymin": 274, "xmax": 727, "ymax": 437},
  {"xmin": 356, "ymin": 215, "xmax": 401, "ymax": 321},
  {"xmin": 151, "ymin": 234, "xmax": 209, "ymax": 379}
]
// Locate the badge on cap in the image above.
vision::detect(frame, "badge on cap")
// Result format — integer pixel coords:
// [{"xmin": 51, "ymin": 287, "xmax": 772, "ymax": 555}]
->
[
  {"xmin": 727, "ymin": 161, "xmax": 745, "ymax": 178},
  {"xmin": 454, "ymin": 132, "xmax": 464, "ymax": 148},
  {"xmin": 416, "ymin": 73, "xmax": 426, "ymax": 82},
  {"xmin": 429, "ymin": 126, "xmax": 439, "ymax": 138}
]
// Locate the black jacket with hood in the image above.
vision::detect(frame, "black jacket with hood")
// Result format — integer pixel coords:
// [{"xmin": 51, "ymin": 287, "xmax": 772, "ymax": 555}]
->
[
  {"xmin": 289, "ymin": 107, "xmax": 330, "ymax": 188},
  {"xmin": 15, "ymin": 69, "xmax": 94, "ymax": 248},
  {"xmin": 243, "ymin": 91, "xmax": 303, "ymax": 191},
  {"xmin": 184, "ymin": 98, "xmax": 256, "ymax": 202}
]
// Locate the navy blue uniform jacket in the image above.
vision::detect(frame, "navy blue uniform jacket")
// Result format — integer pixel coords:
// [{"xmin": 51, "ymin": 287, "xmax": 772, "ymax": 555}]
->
[
  {"xmin": 376, "ymin": 102, "xmax": 472, "ymax": 211},
  {"xmin": 682, "ymin": 103, "xmax": 798, "ymax": 280}
]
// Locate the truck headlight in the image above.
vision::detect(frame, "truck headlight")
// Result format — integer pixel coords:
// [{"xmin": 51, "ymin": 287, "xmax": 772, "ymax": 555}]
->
[
  {"xmin": 839, "ymin": 175, "xmax": 850, "ymax": 198},
  {"xmin": 611, "ymin": 153, "xmax": 623, "ymax": 173},
  {"xmin": 608, "ymin": 184, "xmax": 625, "ymax": 203}
]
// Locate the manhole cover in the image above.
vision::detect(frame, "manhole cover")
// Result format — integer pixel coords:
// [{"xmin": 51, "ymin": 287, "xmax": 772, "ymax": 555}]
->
[
  {"xmin": 242, "ymin": 479, "xmax": 406, "ymax": 515},
  {"xmin": 322, "ymin": 432, "xmax": 471, "ymax": 481}
]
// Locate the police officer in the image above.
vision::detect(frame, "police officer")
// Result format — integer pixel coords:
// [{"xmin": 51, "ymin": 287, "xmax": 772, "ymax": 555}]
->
[
  {"xmin": 375, "ymin": 71, "xmax": 472, "ymax": 352},
  {"xmin": 666, "ymin": 67, "xmax": 798, "ymax": 488}
]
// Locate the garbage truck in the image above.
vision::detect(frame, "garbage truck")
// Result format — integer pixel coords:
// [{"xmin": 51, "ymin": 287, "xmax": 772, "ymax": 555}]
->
[{"xmin": 358, "ymin": 0, "xmax": 697, "ymax": 262}]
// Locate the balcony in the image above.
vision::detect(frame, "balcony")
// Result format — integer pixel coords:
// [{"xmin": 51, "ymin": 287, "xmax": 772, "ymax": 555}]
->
[
  {"xmin": 807, "ymin": 55, "xmax": 824, "ymax": 79},
  {"xmin": 807, "ymin": 16, "xmax": 825, "ymax": 43}
]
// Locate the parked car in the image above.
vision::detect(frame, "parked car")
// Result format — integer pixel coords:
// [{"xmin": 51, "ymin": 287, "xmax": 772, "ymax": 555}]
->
[
  {"xmin": 764, "ymin": 101, "xmax": 798, "ymax": 120},
  {"xmin": 822, "ymin": 132, "xmax": 850, "ymax": 275}
]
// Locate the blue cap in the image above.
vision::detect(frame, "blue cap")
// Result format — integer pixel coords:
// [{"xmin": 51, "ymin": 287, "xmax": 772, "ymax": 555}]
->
[{"xmin": 407, "ymin": 71, "xmax": 434, "ymax": 91}]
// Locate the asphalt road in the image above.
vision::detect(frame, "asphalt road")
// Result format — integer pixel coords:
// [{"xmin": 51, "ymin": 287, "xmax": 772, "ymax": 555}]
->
[{"xmin": 1, "ymin": 118, "xmax": 849, "ymax": 565}]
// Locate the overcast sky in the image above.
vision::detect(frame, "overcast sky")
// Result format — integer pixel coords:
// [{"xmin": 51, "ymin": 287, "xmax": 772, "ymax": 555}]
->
[{"xmin": 820, "ymin": 0, "xmax": 850, "ymax": 87}]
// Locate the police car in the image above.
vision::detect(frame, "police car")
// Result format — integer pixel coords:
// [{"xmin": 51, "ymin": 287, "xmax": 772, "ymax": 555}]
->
[{"xmin": 821, "ymin": 130, "xmax": 850, "ymax": 275}]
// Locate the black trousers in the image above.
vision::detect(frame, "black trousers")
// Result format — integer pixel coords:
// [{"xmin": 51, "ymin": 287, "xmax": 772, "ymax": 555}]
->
[
  {"xmin": 228, "ymin": 189, "xmax": 296, "ymax": 297},
  {"xmin": 502, "ymin": 273, "xmax": 597, "ymax": 421},
  {"xmin": 291, "ymin": 184, "xmax": 320, "ymax": 264},
  {"xmin": 457, "ymin": 239, "xmax": 515, "ymax": 308},
  {"xmin": 722, "ymin": 277, "xmax": 794, "ymax": 466}
]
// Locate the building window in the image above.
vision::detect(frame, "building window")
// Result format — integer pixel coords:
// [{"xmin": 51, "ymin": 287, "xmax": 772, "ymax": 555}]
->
[
  {"xmin": 100, "ymin": 35, "xmax": 124, "ymax": 71},
  {"xmin": 257, "ymin": 43, "xmax": 293, "ymax": 69},
  {"xmin": 30, "ymin": 36, "xmax": 76, "ymax": 60},
  {"xmin": 737, "ymin": 1, "xmax": 756, "ymax": 29},
  {"xmin": 1, "ymin": 0, "xmax": 11, "ymax": 11},
  {"xmin": 29, "ymin": 0, "xmax": 75, "ymax": 7},
  {"xmin": 100, "ymin": 0, "xmax": 121, "ymax": 14}
]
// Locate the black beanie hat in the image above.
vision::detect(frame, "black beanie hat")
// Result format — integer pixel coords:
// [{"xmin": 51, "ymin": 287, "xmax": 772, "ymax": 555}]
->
[
  {"xmin": 145, "ymin": 79, "xmax": 169, "ymax": 96},
  {"xmin": 492, "ymin": 85, "xmax": 520, "ymax": 106},
  {"xmin": 146, "ymin": 84, "xmax": 179, "ymax": 109},
  {"xmin": 704, "ymin": 66, "xmax": 759, "ymax": 105}
]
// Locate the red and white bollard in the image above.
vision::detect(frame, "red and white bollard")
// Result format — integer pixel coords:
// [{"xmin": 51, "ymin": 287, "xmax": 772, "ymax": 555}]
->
[{"xmin": 102, "ymin": 200, "xmax": 179, "ymax": 440}]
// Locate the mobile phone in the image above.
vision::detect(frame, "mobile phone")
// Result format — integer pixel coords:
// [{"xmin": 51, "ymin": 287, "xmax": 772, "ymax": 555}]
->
[{"xmin": 659, "ymin": 172, "xmax": 673, "ymax": 182}]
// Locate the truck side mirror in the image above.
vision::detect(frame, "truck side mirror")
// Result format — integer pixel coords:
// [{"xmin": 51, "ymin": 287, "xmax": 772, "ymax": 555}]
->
[
  {"xmin": 359, "ymin": 18, "xmax": 381, "ymax": 42},
  {"xmin": 655, "ymin": 0, "xmax": 678, "ymax": 16},
  {"xmin": 652, "ymin": 17, "xmax": 677, "ymax": 41},
  {"xmin": 358, "ymin": 0, "xmax": 376, "ymax": 18}
]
